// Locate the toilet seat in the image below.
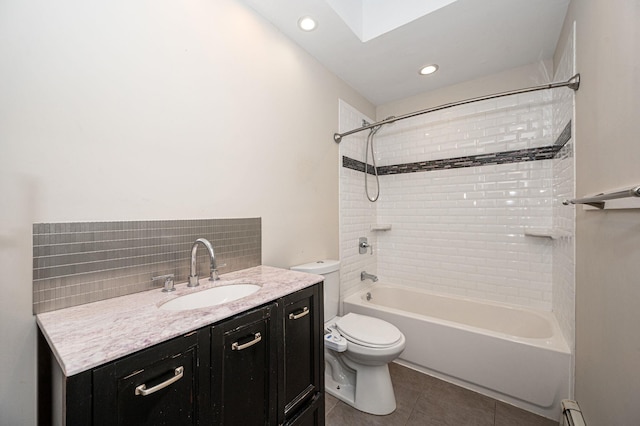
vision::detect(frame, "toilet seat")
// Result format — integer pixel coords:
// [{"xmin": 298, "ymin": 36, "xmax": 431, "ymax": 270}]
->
[{"xmin": 336, "ymin": 313, "xmax": 403, "ymax": 348}]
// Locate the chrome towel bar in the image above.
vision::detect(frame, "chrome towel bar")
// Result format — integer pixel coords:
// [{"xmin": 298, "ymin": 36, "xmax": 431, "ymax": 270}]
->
[{"xmin": 563, "ymin": 185, "xmax": 640, "ymax": 209}]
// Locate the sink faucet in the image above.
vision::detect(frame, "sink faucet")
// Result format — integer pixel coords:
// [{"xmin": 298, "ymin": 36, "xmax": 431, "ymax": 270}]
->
[
  {"xmin": 188, "ymin": 238, "xmax": 218, "ymax": 287},
  {"xmin": 360, "ymin": 271, "xmax": 378, "ymax": 282}
]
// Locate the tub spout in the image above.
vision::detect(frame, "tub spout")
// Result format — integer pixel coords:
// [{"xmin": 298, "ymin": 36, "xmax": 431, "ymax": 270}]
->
[{"xmin": 361, "ymin": 271, "xmax": 378, "ymax": 282}]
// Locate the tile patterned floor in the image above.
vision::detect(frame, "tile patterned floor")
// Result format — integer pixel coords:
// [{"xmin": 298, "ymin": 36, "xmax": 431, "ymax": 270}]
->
[{"xmin": 325, "ymin": 363, "xmax": 557, "ymax": 426}]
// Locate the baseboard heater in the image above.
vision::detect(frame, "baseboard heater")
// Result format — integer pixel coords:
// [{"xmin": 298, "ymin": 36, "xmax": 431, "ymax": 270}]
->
[{"xmin": 561, "ymin": 400, "xmax": 586, "ymax": 426}]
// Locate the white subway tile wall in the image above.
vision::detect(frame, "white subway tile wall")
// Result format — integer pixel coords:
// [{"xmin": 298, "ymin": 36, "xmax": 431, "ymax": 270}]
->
[
  {"xmin": 339, "ymin": 78, "xmax": 573, "ymax": 310},
  {"xmin": 376, "ymin": 161, "xmax": 553, "ymax": 308},
  {"xmin": 338, "ymin": 100, "xmax": 378, "ymax": 302},
  {"xmin": 552, "ymin": 23, "xmax": 577, "ymax": 352}
]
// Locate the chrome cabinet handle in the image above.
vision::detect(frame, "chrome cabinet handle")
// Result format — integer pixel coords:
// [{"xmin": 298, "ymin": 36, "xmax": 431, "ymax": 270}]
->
[
  {"xmin": 135, "ymin": 366, "xmax": 184, "ymax": 396},
  {"xmin": 289, "ymin": 306, "xmax": 309, "ymax": 320},
  {"xmin": 231, "ymin": 332, "xmax": 261, "ymax": 351}
]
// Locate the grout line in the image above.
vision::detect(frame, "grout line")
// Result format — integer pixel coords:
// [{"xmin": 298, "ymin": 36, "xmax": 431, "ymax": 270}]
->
[{"xmin": 404, "ymin": 406, "xmax": 416, "ymax": 426}]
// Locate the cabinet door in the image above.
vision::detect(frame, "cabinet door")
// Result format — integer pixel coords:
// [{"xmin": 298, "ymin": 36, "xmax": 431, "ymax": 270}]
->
[
  {"xmin": 210, "ymin": 303, "xmax": 277, "ymax": 426},
  {"xmin": 280, "ymin": 283, "xmax": 324, "ymax": 421},
  {"xmin": 93, "ymin": 330, "xmax": 205, "ymax": 426}
]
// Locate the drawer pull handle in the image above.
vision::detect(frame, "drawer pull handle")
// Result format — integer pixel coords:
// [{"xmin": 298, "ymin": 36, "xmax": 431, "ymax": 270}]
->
[
  {"xmin": 135, "ymin": 366, "xmax": 184, "ymax": 396},
  {"xmin": 289, "ymin": 306, "xmax": 309, "ymax": 320},
  {"xmin": 232, "ymin": 332, "xmax": 262, "ymax": 351}
]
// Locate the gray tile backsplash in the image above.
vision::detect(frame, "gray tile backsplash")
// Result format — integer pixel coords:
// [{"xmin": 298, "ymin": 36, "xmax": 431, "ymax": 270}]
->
[{"xmin": 33, "ymin": 218, "xmax": 261, "ymax": 313}]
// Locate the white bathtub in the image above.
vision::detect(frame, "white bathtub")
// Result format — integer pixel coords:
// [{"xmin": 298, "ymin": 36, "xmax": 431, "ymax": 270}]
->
[{"xmin": 343, "ymin": 283, "xmax": 571, "ymax": 419}]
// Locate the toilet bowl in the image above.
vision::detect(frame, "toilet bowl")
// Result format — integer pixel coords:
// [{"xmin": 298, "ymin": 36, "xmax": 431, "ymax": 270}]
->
[
  {"xmin": 290, "ymin": 260, "xmax": 406, "ymax": 415},
  {"xmin": 324, "ymin": 313, "xmax": 406, "ymax": 415}
]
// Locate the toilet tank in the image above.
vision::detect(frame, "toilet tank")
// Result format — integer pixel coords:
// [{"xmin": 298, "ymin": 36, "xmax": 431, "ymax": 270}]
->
[{"xmin": 290, "ymin": 260, "xmax": 340, "ymax": 321}]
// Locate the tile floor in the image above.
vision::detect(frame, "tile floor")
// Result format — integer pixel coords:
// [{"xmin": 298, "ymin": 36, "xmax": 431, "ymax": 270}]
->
[{"xmin": 325, "ymin": 363, "xmax": 557, "ymax": 426}]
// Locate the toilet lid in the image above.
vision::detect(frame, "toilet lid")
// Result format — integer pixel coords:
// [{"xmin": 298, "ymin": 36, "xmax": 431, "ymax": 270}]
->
[{"xmin": 336, "ymin": 313, "xmax": 402, "ymax": 348}]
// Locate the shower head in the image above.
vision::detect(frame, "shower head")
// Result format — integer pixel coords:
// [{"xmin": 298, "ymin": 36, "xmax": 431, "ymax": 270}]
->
[{"xmin": 368, "ymin": 116, "xmax": 396, "ymax": 136}]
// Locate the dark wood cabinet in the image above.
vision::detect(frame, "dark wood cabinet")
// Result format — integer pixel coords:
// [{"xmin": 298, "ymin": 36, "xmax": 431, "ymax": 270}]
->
[
  {"xmin": 39, "ymin": 282, "xmax": 324, "ymax": 426},
  {"xmin": 279, "ymin": 284, "xmax": 324, "ymax": 423},
  {"xmin": 210, "ymin": 303, "xmax": 278, "ymax": 426}
]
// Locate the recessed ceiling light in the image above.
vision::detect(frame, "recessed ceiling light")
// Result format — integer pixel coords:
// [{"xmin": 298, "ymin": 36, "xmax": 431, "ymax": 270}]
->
[
  {"xmin": 298, "ymin": 16, "xmax": 317, "ymax": 32},
  {"xmin": 419, "ymin": 64, "xmax": 439, "ymax": 75}
]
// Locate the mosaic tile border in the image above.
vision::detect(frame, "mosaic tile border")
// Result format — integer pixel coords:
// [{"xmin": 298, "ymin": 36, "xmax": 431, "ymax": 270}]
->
[
  {"xmin": 33, "ymin": 218, "xmax": 261, "ymax": 313},
  {"xmin": 554, "ymin": 121, "xmax": 572, "ymax": 150},
  {"xmin": 343, "ymin": 121, "xmax": 571, "ymax": 175},
  {"xmin": 342, "ymin": 156, "xmax": 377, "ymax": 175},
  {"xmin": 376, "ymin": 145, "xmax": 562, "ymax": 175}
]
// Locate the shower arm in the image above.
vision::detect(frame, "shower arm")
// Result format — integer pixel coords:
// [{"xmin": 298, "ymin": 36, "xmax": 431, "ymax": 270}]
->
[{"xmin": 333, "ymin": 73, "xmax": 580, "ymax": 144}]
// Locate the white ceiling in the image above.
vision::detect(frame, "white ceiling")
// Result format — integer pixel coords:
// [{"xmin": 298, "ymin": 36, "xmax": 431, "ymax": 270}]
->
[{"xmin": 241, "ymin": 0, "xmax": 570, "ymax": 105}]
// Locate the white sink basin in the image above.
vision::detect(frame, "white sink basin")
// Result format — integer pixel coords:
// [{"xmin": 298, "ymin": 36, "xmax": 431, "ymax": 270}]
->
[{"xmin": 159, "ymin": 284, "xmax": 261, "ymax": 311}]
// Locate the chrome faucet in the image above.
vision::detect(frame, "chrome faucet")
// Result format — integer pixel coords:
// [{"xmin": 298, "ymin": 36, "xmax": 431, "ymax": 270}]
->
[
  {"xmin": 188, "ymin": 238, "xmax": 218, "ymax": 287},
  {"xmin": 360, "ymin": 271, "xmax": 378, "ymax": 282}
]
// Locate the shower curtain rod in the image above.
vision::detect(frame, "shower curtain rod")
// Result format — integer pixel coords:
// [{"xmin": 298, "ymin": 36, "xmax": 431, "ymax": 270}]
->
[{"xmin": 333, "ymin": 73, "xmax": 581, "ymax": 143}]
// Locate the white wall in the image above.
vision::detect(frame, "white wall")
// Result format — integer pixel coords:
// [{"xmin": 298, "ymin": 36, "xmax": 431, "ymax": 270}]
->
[
  {"xmin": 0, "ymin": 176, "xmax": 37, "ymax": 426},
  {"xmin": 0, "ymin": 0, "xmax": 374, "ymax": 423},
  {"xmin": 556, "ymin": 1, "xmax": 640, "ymax": 424}
]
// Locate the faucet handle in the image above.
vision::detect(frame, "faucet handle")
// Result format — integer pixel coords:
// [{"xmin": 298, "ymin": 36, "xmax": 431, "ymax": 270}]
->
[
  {"xmin": 209, "ymin": 263, "xmax": 227, "ymax": 281},
  {"xmin": 152, "ymin": 274, "xmax": 175, "ymax": 293},
  {"xmin": 358, "ymin": 237, "xmax": 373, "ymax": 255}
]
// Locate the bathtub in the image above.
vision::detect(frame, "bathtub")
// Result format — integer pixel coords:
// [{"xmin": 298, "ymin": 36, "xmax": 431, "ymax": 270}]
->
[{"xmin": 343, "ymin": 283, "xmax": 571, "ymax": 419}]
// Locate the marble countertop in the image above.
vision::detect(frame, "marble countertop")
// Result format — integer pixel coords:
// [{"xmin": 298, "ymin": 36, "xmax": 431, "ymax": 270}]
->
[{"xmin": 36, "ymin": 266, "xmax": 323, "ymax": 376}]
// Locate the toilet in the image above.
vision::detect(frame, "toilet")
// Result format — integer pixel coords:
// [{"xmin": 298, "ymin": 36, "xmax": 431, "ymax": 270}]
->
[{"xmin": 291, "ymin": 260, "xmax": 406, "ymax": 415}]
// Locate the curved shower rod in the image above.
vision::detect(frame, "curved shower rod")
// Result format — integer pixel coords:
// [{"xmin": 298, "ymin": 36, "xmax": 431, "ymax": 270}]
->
[{"xmin": 333, "ymin": 73, "xmax": 581, "ymax": 143}]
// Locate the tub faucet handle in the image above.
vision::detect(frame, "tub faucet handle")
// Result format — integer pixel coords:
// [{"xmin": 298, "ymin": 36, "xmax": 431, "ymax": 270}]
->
[{"xmin": 359, "ymin": 237, "xmax": 373, "ymax": 255}]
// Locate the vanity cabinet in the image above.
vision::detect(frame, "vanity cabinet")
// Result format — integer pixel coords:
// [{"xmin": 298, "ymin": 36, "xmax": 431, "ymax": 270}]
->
[{"xmin": 38, "ymin": 281, "xmax": 324, "ymax": 426}]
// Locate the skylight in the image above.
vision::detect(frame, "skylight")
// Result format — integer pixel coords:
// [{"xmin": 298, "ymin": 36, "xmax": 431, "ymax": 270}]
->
[{"xmin": 324, "ymin": 0, "xmax": 459, "ymax": 42}]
